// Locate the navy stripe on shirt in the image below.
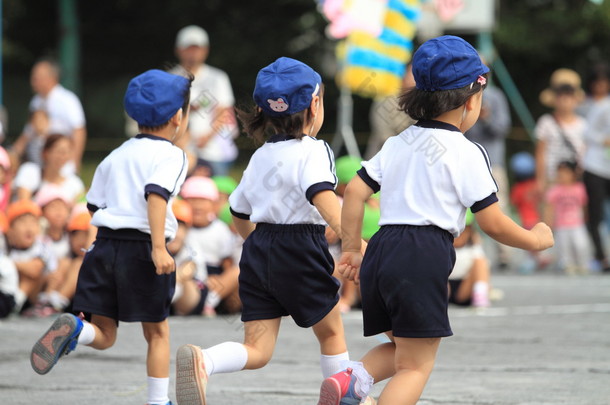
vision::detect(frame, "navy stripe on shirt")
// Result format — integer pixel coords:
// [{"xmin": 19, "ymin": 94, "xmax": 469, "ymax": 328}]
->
[
  {"xmin": 357, "ymin": 167, "xmax": 381, "ymax": 193},
  {"xmin": 145, "ymin": 184, "xmax": 171, "ymax": 202},
  {"xmin": 87, "ymin": 202, "xmax": 100, "ymax": 213},
  {"xmin": 471, "ymin": 193, "xmax": 499, "ymax": 213},
  {"xmin": 471, "ymin": 141, "xmax": 499, "ymax": 191},
  {"xmin": 305, "ymin": 181, "xmax": 335, "ymax": 204},
  {"xmin": 230, "ymin": 207, "xmax": 251, "ymax": 220}
]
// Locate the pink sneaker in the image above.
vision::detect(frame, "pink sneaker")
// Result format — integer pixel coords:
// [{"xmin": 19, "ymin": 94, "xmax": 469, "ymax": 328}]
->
[
  {"xmin": 176, "ymin": 344, "xmax": 208, "ymax": 405},
  {"xmin": 318, "ymin": 368, "xmax": 372, "ymax": 405}
]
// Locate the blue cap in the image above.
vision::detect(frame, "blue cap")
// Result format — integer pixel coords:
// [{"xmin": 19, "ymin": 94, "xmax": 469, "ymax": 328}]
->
[
  {"xmin": 412, "ymin": 35, "xmax": 489, "ymax": 91},
  {"xmin": 253, "ymin": 57, "xmax": 322, "ymax": 117},
  {"xmin": 510, "ymin": 152, "xmax": 536, "ymax": 178},
  {"xmin": 124, "ymin": 69, "xmax": 190, "ymax": 127}
]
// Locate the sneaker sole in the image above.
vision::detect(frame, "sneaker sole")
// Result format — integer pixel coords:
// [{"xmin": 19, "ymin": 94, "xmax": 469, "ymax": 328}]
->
[
  {"xmin": 30, "ymin": 313, "xmax": 80, "ymax": 375},
  {"xmin": 176, "ymin": 344, "xmax": 207, "ymax": 405},
  {"xmin": 317, "ymin": 377, "xmax": 342, "ymax": 405}
]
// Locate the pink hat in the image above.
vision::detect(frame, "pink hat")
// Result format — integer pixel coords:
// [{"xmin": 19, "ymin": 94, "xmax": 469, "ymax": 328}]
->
[
  {"xmin": 180, "ymin": 175, "xmax": 219, "ymax": 201},
  {"xmin": 34, "ymin": 184, "xmax": 72, "ymax": 207},
  {"xmin": 0, "ymin": 146, "xmax": 10, "ymax": 170}
]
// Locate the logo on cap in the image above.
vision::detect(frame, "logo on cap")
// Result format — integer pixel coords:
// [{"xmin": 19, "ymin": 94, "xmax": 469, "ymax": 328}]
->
[{"xmin": 267, "ymin": 98, "xmax": 289, "ymax": 113}]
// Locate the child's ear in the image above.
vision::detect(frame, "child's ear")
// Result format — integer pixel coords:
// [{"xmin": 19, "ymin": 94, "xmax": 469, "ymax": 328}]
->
[{"xmin": 171, "ymin": 108, "xmax": 184, "ymax": 125}]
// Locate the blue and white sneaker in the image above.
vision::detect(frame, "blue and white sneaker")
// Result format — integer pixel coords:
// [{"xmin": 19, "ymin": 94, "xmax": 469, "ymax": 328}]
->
[
  {"xmin": 31, "ymin": 313, "xmax": 83, "ymax": 375},
  {"xmin": 318, "ymin": 368, "xmax": 376, "ymax": 405}
]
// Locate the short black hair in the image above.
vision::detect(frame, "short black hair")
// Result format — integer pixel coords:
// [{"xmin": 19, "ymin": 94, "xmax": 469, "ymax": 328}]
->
[{"xmin": 397, "ymin": 73, "xmax": 488, "ymax": 120}]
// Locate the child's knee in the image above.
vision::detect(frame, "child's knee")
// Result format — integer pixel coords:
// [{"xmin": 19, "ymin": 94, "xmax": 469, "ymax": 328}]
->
[{"xmin": 142, "ymin": 324, "xmax": 169, "ymax": 343}]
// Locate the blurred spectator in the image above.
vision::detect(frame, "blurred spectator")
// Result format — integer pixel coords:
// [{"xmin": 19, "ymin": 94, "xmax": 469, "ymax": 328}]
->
[
  {"xmin": 510, "ymin": 152, "xmax": 539, "ymax": 230},
  {"xmin": 35, "ymin": 184, "xmax": 72, "ymax": 262},
  {"xmin": 180, "ymin": 175, "xmax": 240, "ymax": 315},
  {"xmin": 466, "ymin": 73, "xmax": 512, "ymax": 269},
  {"xmin": 0, "ymin": 146, "xmax": 12, "ymax": 211},
  {"xmin": 577, "ymin": 62, "xmax": 610, "ymax": 117},
  {"xmin": 0, "ymin": 211, "xmax": 18, "ymax": 318},
  {"xmin": 448, "ymin": 210, "xmax": 491, "ymax": 308},
  {"xmin": 535, "ymin": 69, "xmax": 586, "ymax": 193},
  {"xmin": 11, "ymin": 109, "xmax": 49, "ymax": 168},
  {"xmin": 365, "ymin": 64, "xmax": 416, "ymax": 159},
  {"xmin": 18, "ymin": 59, "xmax": 87, "ymax": 173},
  {"xmin": 578, "ymin": 64, "xmax": 610, "ymax": 272},
  {"xmin": 545, "ymin": 161, "xmax": 590, "ymax": 275},
  {"xmin": 5, "ymin": 200, "xmax": 57, "ymax": 312},
  {"xmin": 13, "ymin": 134, "xmax": 85, "ymax": 202},
  {"xmin": 174, "ymin": 25, "xmax": 238, "ymax": 176}
]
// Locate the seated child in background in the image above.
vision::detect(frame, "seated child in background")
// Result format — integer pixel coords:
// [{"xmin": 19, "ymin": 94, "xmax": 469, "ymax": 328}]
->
[
  {"xmin": 168, "ymin": 199, "xmax": 209, "ymax": 316},
  {"xmin": 5, "ymin": 200, "xmax": 57, "ymax": 313},
  {"xmin": 545, "ymin": 161, "xmax": 591, "ymax": 274},
  {"xmin": 28, "ymin": 204, "xmax": 92, "ymax": 316},
  {"xmin": 449, "ymin": 210, "xmax": 491, "ymax": 308},
  {"xmin": 0, "ymin": 211, "xmax": 18, "ymax": 318},
  {"xmin": 35, "ymin": 184, "xmax": 72, "ymax": 263},
  {"xmin": 180, "ymin": 175, "xmax": 240, "ymax": 316},
  {"xmin": 12, "ymin": 109, "xmax": 49, "ymax": 168}
]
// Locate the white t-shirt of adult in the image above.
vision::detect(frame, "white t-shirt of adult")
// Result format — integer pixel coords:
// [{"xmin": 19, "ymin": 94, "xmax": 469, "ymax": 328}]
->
[
  {"xmin": 359, "ymin": 120, "xmax": 498, "ymax": 237},
  {"xmin": 188, "ymin": 64, "xmax": 237, "ymax": 162},
  {"xmin": 14, "ymin": 162, "xmax": 85, "ymax": 203},
  {"xmin": 534, "ymin": 113, "xmax": 586, "ymax": 181},
  {"xmin": 28, "ymin": 84, "xmax": 86, "ymax": 136},
  {"xmin": 583, "ymin": 98, "xmax": 610, "ymax": 178},
  {"xmin": 184, "ymin": 219, "xmax": 233, "ymax": 269},
  {"xmin": 229, "ymin": 134, "xmax": 337, "ymax": 226},
  {"xmin": 86, "ymin": 134, "xmax": 188, "ymax": 240}
]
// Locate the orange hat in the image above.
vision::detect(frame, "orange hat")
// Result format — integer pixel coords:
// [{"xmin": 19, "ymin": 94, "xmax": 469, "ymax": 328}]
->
[
  {"xmin": 67, "ymin": 211, "xmax": 91, "ymax": 232},
  {"xmin": 172, "ymin": 198, "xmax": 193, "ymax": 226},
  {"xmin": 7, "ymin": 199, "xmax": 42, "ymax": 224}
]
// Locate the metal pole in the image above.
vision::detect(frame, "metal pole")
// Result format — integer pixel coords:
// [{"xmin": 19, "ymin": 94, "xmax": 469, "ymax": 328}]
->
[
  {"xmin": 331, "ymin": 86, "xmax": 362, "ymax": 159},
  {"xmin": 59, "ymin": 0, "xmax": 80, "ymax": 95}
]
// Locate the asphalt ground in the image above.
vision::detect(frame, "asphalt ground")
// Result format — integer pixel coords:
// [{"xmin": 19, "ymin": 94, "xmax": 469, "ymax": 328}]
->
[{"xmin": 2, "ymin": 273, "xmax": 609, "ymax": 405}]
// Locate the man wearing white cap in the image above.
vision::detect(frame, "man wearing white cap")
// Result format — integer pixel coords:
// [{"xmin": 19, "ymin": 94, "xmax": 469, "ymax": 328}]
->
[{"xmin": 174, "ymin": 25, "xmax": 238, "ymax": 176}]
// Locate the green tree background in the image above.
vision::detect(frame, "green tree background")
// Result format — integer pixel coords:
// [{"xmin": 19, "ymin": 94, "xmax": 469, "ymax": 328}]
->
[{"xmin": 3, "ymin": 0, "xmax": 610, "ymax": 180}]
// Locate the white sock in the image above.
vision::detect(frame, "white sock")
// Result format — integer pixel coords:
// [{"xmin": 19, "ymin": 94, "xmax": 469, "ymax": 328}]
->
[
  {"xmin": 172, "ymin": 283, "xmax": 184, "ymax": 303},
  {"xmin": 473, "ymin": 281, "xmax": 489, "ymax": 296},
  {"xmin": 77, "ymin": 321, "xmax": 95, "ymax": 345},
  {"xmin": 203, "ymin": 342, "xmax": 248, "ymax": 376},
  {"xmin": 48, "ymin": 291, "xmax": 69, "ymax": 310},
  {"xmin": 320, "ymin": 351, "xmax": 349, "ymax": 378},
  {"xmin": 205, "ymin": 290, "xmax": 221, "ymax": 309},
  {"xmin": 146, "ymin": 376, "xmax": 169, "ymax": 405}
]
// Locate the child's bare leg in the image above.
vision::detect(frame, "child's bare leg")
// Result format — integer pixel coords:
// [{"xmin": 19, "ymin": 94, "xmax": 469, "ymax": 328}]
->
[
  {"xmin": 377, "ymin": 336, "xmax": 440, "ymax": 405},
  {"xmin": 242, "ymin": 318, "xmax": 281, "ymax": 369},
  {"xmin": 142, "ymin": 320, "xmax": 170, "ymax": 378},
  {"xmin": 312, "ymin": 304, "xmax": 347, "ymax": 355},
  {"xmin": 208, "ymin": 265, "xmax": 239, "ymax": 300},
  {"xmin": 89, "ymin": 314, "xmax": 118, "ymax": 349},
  {"xmin": 57, "ymin": 258, "xmax": 83, "ymax": 301},
  {"xmin": 173, "ymin": 279, "xmax": 202, "ymax": 315},
  {"xmin": 360, "ymin": 335, "xmax": 397, "ymax": 383}
]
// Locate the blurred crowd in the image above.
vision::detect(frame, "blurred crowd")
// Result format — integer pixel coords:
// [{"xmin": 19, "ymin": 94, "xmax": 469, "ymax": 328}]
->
[{"xmin": 0, "ymin": 27, "xmax": 609, "ymax": 321}]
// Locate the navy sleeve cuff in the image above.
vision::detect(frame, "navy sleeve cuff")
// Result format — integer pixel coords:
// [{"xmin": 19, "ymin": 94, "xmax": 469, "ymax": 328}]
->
[
  {"xmin": 86, "ymin": 203, "xmax": 100, "ymax": 213},
  {"xmin": 144, "ymin": 184, "xmax": 170, "ymax": 202},
  {"xmin": 357, "ymin": 167, "xmax": 381, "ymax": 193},
  {"xmin": 470, "ymin": 193, "xmax": 499, "ymax": 213},
  {"xmin": 305, "ymin": 181, "xmax": 336, "ymax": 205},
  {"xmin": 229, "ymin": 207, "xmax": 251, "ymax": 220}
]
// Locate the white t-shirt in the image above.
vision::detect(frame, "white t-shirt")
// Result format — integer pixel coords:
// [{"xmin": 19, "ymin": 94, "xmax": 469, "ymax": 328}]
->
[
  {"xmin": 28, "ymin": 84, "xmax": 86, "ymax": 136},
  {"xmin": 87, "ymin": 134, "xmax": 188, "ymax": 239},
  {"xmin": 9, "ymin": 238, "xmax": 58, "ymax": 275},
  {"xmin": 535, "ymin": 113, "xmax": 586, "ymax": 180},
  {"xmin": 449, "ymin": 243, "xmax": 485, "ymax": 280},
  {"xmin": 43, "ymin": 233, "xmax": 71, "ymax": 261},
  {"xmin": 174, "ymin": 241, "xmax": 208, "ymax": 282},
  {"xmin": 229, "ymin": 134, "xmax": 337, "ymax": 225},
  {"xmin": 14, "ymin": 162, "xmax": 85, "ymax": 202},
  {"xmin": 185, "ymin": 219, "xmax": 234, "ymax": 270},
  {"xmin": 0, "ymin": 255, "xmax": 19, "ymax": 297},
  {"xmin": 360, "ymin": 121, "xmax": 498, "ymax": 237},
  {"xmin": 187, "ymin": 64, "xmax": 237, "ymax": 162}
]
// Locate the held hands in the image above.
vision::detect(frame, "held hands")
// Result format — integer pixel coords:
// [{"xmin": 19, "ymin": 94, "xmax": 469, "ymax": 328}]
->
[
  {"xmin": 152, "ymin": 247, "xmax": 176, "ymax": 275},
  {"xmin": 530, "ymin": 222, "xmax": 554, "ymax": 251},
  {"xmin": 338, "ymin": 239, "xmax": 368, "ymax": 285}
]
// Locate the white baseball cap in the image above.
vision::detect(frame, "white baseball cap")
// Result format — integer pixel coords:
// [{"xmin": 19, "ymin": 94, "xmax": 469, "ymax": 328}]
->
[{"xmin": 176, "ymin": 25, "xmax": 209, "ymax": 49}]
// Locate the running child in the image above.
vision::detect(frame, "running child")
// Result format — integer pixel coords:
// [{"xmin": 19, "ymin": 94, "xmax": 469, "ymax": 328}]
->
[
  {"xmin": 175, "ymin": 57, "xmax": 367, "ymax": 405},
  {"xmin": 30, "ymin": 69, "xmax": 192, "ymax": 405},
  {"xmin": 318, "ymin": 36, "xmax": 554, "ymax": 405}
]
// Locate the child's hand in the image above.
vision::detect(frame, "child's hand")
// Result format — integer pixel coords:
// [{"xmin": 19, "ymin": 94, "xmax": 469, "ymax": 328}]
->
[
  {"xmin": 152, "ymin": 247, "xmax": 176, "ymax": 275},
  {"xmin": 531, "ymin": 222, "xmax": 554, "ymax": 251},
  {"xmin": 338, "ymin": 251, "xmax": 363, "ymax": 285}
]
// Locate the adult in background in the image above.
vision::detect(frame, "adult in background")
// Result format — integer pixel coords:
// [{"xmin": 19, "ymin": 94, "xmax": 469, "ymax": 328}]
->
[
  {"xmin": 13, "ymin": 59, "xmax": 86, "ymax": 173},
  {"xmin": 174, "ymin": 25, "xmax": 238, "ymax": 176},
  {"xmin": 465, "ymin": 69, "xmax": 512, "ymax": 270},
  {"xmin": 579, "ymin": 64, "xmax": 610, "ymax": 272}
]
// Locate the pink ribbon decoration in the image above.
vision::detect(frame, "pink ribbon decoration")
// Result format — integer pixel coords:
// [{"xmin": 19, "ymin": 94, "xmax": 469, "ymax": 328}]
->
[{"xmin": 477, "ymin": 75, "xmax": 487, "ymax": 86}]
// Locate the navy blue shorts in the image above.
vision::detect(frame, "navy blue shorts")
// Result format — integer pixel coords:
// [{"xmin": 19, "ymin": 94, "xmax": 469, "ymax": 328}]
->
[
  {"xmin": 239, "ymin": 223, "xmax": 340, "ymax": 328},
  {"xmin": 73, "ymin": 227, "xmax": 176, "ymax": 323},
  {"xmin": 360, "ymin": 225, "xmax": 456, "ymax": 338}
]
